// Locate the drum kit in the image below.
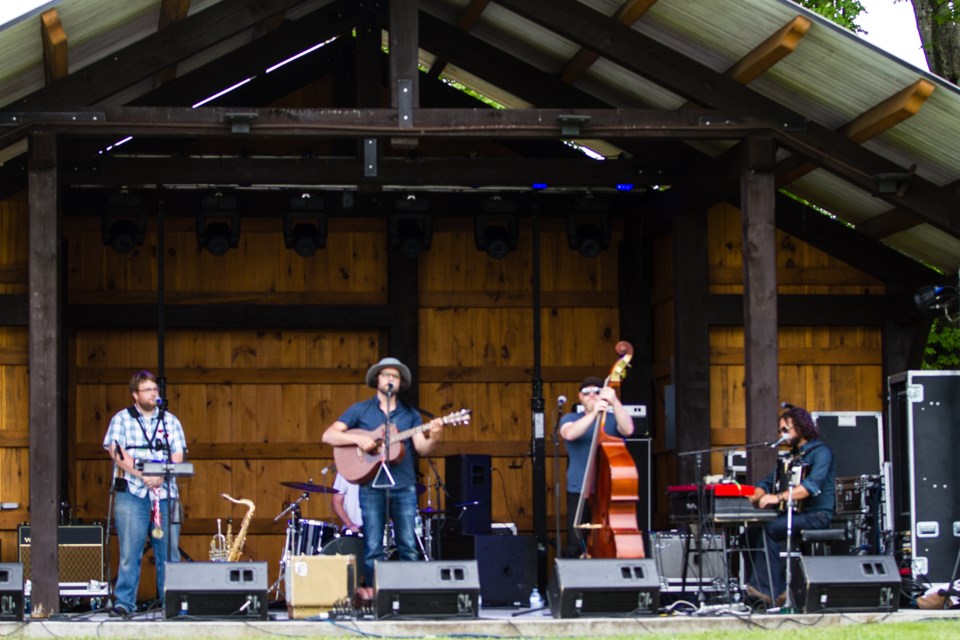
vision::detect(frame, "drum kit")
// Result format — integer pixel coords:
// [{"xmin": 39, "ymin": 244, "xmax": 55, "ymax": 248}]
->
[{"xmin": 268, "ymin": 478, "xmax": 455, "ymax": 599}]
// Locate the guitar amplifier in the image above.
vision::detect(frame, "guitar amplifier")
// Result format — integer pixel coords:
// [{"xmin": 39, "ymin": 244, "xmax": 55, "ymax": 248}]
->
[{"xmin": 18, "ymin": 525, "xmax": 104, "ymax": 583}]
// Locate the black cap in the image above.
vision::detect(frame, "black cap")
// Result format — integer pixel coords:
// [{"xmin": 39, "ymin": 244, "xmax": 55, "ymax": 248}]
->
[{"xmin": 580, "ymin": 376, "xmax": 604, "ymax": 391}]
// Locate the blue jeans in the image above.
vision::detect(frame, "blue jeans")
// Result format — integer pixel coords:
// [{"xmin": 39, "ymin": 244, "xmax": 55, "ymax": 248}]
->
[
  {"xmin": 359, "ymin": 485, "xmax": 419, "ymax": 585},
  {"xmin": 113, "ymin": 490, "xmax": 180, "ymax": 612},
  {"xmin": 748, "ymin": 509, "xmax": 832, "ymax": 600}
]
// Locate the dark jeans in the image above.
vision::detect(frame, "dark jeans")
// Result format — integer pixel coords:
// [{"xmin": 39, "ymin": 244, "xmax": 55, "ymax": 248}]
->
[
  {"xmin": 358, "ymin": 485, "xmax": 419, "ymax": 585},
  {"xmin": 565, "ymin": 492, "xmax": 592, "ymax": 558},
  {"xmin": 747, "ymin": 509, "xmax": 832, "ymax": 600}
]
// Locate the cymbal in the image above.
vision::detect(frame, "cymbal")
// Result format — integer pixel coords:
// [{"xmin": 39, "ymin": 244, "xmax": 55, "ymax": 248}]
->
[
  {"xmin": 281, "ymin": 480, "xmax": 339, "ymax": 494},
  {"xmin": 419, "ymin": 507, "xmax": 448, "ymax": 515}
]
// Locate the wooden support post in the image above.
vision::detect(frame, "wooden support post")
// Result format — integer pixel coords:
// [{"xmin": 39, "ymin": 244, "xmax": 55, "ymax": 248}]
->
[
  {"xmin": 27, "ymin": 131, "xmax": 61, "ymax": 617},
  {"xmin": 740, "ymin": 136, "xmax": 778, "ymax": 484},
  {"xmin": 390, "ymin": 0, "xmax": 419, "ymax": 149},
  {"xmin": 673, "ymin": 209, "xmax": 711, "ymax": 461}
]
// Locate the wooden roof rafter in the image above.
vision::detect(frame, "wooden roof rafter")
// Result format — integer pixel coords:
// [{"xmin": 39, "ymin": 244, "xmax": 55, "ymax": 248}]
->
[
  {"xmin": 40, "ymin": 9, "xmax": 67, "ymax": 86},
  {"xmin": 560, "ymin": 0, "xmax": 658, "ymax": 85},
  {"xmin": 426, "ymin": 0, "xmax": 491, "ymax": 79},
  {"xmin": 157, "ymin": 0, "xmax": 193, "ymax": 85},
  {"xmin": 777, "ymin": 78, "xmax": 936, "ymax": 186},
  {"xmin": 496, "ymin": 0, "xmax": 960, "ymax": 238},
  {"xmin": 725, "ymin": 15, "xmax": 811, "ymax": 85}
]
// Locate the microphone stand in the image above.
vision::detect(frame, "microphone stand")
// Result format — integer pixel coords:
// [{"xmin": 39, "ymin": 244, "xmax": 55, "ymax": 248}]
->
[
  {"xmin": 552, "ymin": 399, "xmax": 565, "ymax": 558},
  {"xmin": 677, "ymin": 440, "xmax": 778, "ymax": 611},
  {"xmin": 423, "ymin": 456, "xmax": 450, "ymax": 560},
  {"xmin": 371, "ymin": 385, "xmax": 396, "ymax": 564}
]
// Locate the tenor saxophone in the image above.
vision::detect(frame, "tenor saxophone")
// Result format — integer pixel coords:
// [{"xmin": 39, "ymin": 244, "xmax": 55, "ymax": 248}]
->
[{"xmin": 221, "ymin": 493, "xmax": 255, "ymax": 562}]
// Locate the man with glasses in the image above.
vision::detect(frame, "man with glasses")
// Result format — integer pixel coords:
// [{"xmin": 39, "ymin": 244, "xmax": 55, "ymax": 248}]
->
[
  {"xmin": 745, "ymin": 406, "xmax": 835, "ymax": 607},
  {"xmin": 103, "ymin": 371, "xmax": 187, "ymax": 617},
  {"xmin": 322, "ymin": 357, "xmax": 443, "ymax": 602},
  {"xmin": 559, "ymin": 376, "xmax": 635, "ymax": 557}
]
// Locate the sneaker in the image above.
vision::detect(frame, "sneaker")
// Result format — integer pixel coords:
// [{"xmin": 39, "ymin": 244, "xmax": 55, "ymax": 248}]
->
[{"xmin": 108, "ymin": 605, "xmax": 131, "ymax": 618}]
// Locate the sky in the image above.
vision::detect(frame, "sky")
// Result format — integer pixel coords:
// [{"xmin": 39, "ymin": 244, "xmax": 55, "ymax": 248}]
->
[
  {"xmin": 857, "ymin": 0, "xmax": 929, "ymax": 70},
  {"xmin": 0, "ymin": 0, "xmax": 932, "ymax": 72}
]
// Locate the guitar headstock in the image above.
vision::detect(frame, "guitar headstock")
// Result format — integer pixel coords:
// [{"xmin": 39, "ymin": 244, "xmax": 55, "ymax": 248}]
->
[{"xmin": 442, "ymin": 409, "xmax": 472, "ymax": 426}]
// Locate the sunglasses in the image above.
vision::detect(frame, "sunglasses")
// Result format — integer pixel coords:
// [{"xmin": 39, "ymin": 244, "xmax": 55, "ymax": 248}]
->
[
  {"xmin": 778, "ymin": 426, "xmax": 792, "ymax": 434},
  {"xmin": 581, "ymin": 387, "xmax": 602, "ymax": 395}
]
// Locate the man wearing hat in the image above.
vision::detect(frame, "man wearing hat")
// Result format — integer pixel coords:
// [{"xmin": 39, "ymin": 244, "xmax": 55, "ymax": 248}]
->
[
  {"xmin": 322, "ymin": 357, "xmax": 443, "ymax": 600},
  {"xmin": 559, "ymin": 376, "xmax": 634, "ymax": 557}
]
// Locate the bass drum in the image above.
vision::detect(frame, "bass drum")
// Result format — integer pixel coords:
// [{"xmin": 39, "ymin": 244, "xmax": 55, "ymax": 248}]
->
[{"xmin": 320, "ymin": 534, "xmax": 365, "ymax": 561}]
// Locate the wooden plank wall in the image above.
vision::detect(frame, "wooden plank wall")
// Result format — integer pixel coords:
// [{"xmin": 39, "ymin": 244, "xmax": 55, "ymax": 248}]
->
[
  {"xmin": 651, "ymin": 202, "xmax": 885, "ymax": 526},
  {"xmin": 0, "ymin": 196, "xmax": 28, "ymax": 563},
  {"xmin": 0, "ymin": 210, "xmax": 623, "ymax": 593}
]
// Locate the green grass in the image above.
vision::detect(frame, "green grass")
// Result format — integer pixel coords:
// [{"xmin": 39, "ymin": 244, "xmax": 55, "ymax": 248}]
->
[{"xmin": 544, "ymin": 620, "xmax": 960, "ymax": 640}]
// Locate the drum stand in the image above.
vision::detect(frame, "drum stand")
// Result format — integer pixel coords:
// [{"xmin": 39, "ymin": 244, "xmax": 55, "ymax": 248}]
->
[{"xmin": 268, "ymin": 494, "xmax": 309, "ymax": 601}]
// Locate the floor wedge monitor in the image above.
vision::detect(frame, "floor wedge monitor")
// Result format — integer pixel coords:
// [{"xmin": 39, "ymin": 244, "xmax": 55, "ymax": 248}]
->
[
  {"xmin": 548, "ymin": 558, "xmax": 660, "ymax": 618},
  {"xmin": 164, "ymin": 561, "xmax": 269, "ymax": 620},
  {"xmin": 0, "ymin": 564, "xmax": 24, "ymax": 622},
  {"xmin": 798, "ymin": 555, "xmax": 900, "ymax": 613},
  {"xmin": 374, "ymin": 560, "xmax": 480, "ymax": 619}
]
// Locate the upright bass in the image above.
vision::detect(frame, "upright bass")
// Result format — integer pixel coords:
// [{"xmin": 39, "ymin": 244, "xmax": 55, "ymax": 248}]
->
[{"xmin": 573, "ymin": 341, "xmax": 646, "ymax": 558}]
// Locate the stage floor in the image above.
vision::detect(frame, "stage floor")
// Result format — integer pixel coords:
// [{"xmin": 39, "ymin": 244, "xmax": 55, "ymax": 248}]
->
[{"xmin": 2, "ymin": 605, "xmax": 957, "ymax": 638}]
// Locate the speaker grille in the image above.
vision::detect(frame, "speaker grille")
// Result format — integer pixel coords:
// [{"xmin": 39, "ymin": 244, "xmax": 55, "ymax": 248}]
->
[{"xmin": 18, "ymin": 526, "xmax": 104, "ymax": 583}]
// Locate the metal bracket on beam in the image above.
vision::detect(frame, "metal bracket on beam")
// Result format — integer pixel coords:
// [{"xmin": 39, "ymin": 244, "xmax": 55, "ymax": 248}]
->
[
  {"xmin": 225, "ymin": 112, "xmax": 258, "ymax": 134},
  {"xmin": 397, "ymin": 79, "xmax": 414, "ymax": 128},
  {"xmin": 699, "ymin": 114, "xmax": 807, "ymax": 132},
  {"xmin": 557, "ymin": 114, "xmax": 591, "ymax": 137},
  {"xmin": 363, "ymin": 138, "xmax": 378, "ymax": 177},
  {"xmin": 0, "ymin": 112, "xmax": 105, "ymax": 126}
]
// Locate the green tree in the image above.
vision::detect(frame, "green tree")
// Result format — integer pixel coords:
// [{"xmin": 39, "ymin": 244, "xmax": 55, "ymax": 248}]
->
[
  {"xmin": 794, "ymin": 0, "xmax": 867, "ymax": 31},
  {"xmin": 923, "ymin": 316, "xmax": 960, "ymax": 369}
]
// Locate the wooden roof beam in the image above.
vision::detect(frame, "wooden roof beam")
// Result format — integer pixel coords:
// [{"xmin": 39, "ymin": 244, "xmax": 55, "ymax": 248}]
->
[
  {"xmin": 40, "ymin": 9, "xmax": 67, "ymax": 86},
  {"xmin": 680, "ymin": 14, "xmax": 811, "ymax": 109},
  {"xmin": 777, "ymin": 79, "xmax": 936, "ymax": 186},
  {"xmin": 726, "ymin": 15, "xmax": 810, "ymax": 85},
  {"xmin": 560, "ymin": 0, "xmax": 658, "ymax": 85},
  {"xmin": 426, "ymin": 0, "xmax": 491, "ymax": 79},
  {"xmin": 157, "ymin": 0, "xmax": 192, "ymax": 85}
]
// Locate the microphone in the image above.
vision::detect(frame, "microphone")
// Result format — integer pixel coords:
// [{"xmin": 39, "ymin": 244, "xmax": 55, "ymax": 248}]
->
[
  {"xmin": 386, "ymin": 383, "xmax": 394, "ymax": 394},
  {"xmin": 557, "ymin": 395, "xmax": 567, "ymax": 408},
  {"xmin": 769, "ymin": 434, "xmax": 791, "ymax": 449},
  {"xmin": 780, "ymin": 402, "xmax": 794, "ymax": 409},
  {"xmin": 156, "ymin": 397, "xmax": 164, "ymax": 406},
  {"xmin": 114, "ymin": 440, "xmax": 125, "ymax": 461}
]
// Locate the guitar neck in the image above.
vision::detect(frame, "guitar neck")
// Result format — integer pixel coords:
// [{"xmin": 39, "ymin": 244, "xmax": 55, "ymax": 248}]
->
[{"xmin": 392, "ymin": 422, "xmax": 431, "ymax": 443}]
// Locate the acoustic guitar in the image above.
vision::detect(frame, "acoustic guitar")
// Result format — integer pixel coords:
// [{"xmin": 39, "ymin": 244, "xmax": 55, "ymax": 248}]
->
[{"xmin": 333, "ymin": 409, "xmax": 472, "ymax": 483}]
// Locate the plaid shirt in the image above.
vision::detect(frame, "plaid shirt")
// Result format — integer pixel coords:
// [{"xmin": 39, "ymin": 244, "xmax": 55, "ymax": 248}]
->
[{"xmin": 102, "ymin": 406, "xmax": 187, "ymax": 499}]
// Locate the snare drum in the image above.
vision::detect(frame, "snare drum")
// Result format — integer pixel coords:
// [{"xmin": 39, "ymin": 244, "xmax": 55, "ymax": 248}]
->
[
  {"xmin": 297, "ymin": 519, "xmax": 338, "ymax": 555},
  {"xmin": 320, "ymin": 534, "xmax": 364, "ymax": 561}
]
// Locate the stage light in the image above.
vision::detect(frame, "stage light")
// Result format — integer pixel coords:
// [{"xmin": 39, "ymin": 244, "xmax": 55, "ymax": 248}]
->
[
  {"xmin": 283, "ymin": 194, "xmax": 326, "ymax": 257},
  {"xmin": 567, "ymin": 208, "xmax": 610, "ymax": 258},
  {"xmin": 389, "ymin": 199, "xmax": 431, "ymax": 259},
  {"xmin": 197, "ymin": 193, "xmax": 240, "ymax": 257},
  {"xmin": 475, "ymin": 203, "xmax": 518, "ymax": 259},
  {"xmin": 914, "ymin": 284, "xmax": 957, "ymax": 313},
  {"xmin": 101, "ymin": 191, "xmax": 146, "ymax": 254}
]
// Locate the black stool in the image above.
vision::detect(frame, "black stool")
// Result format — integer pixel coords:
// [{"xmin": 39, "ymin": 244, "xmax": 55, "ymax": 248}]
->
[{"xmin": 800, "ymin": 528, "xmax": 847, "ymax": 556}]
